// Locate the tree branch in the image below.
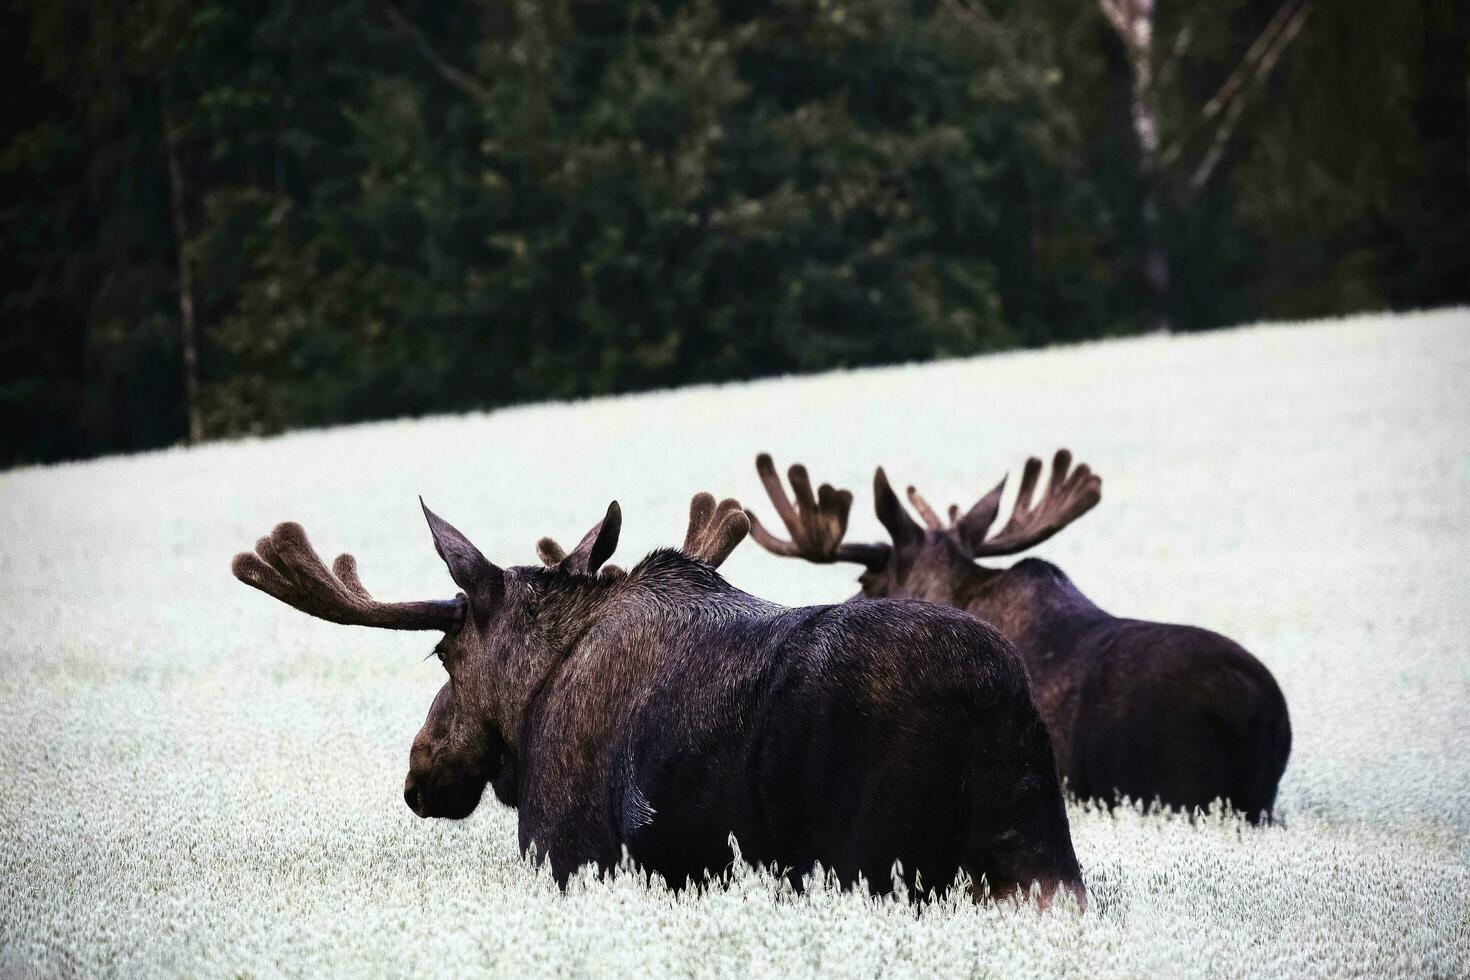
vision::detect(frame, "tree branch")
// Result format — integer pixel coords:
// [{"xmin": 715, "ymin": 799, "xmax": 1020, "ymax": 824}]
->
[
  {"xmin": 939, "ymin": 0, "xmax": 1018, "ymax": 65},
  {"xmin": 1159, "ymin": 0, "xmax": 1312, "ymax": 173},
  {"xmin": 1187, "ymin": 0, "xmax": 1312, "ymax": 193},
  {"xmin": 1096, "ymin": 0, "xmax": 1135, "ymax": 48},
  {"xmin": 1199, "ymin": 0, "xmax": 1304, "ymax": 124},
  {"xmin": 1156, "ymin": 20, "xmax": 1194, "ymax": 92},
  {"xmin": 377, "ymin": 1, "xmax": 492, "ymax": 104}
]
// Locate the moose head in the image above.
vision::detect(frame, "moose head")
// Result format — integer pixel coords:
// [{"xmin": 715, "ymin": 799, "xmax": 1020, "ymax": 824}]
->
[
  {"xmin": 232, "ymin": 494, "xmax": 749, "ymax": 821},
  {"xmin": 746, "ymin": 450, "xmax": 1102, "ymax": 604}
]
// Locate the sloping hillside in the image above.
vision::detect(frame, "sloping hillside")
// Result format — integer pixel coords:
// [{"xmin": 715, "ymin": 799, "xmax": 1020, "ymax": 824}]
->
[{"xmin": 2, "ymin": 309, "xmax": 1467, "ymax": 976}]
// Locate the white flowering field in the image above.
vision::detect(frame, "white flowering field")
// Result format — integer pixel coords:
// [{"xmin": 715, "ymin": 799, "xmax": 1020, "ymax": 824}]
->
[{"xmin": 3, "ymin": 309, "xmax": 1468, "ymax": 977}]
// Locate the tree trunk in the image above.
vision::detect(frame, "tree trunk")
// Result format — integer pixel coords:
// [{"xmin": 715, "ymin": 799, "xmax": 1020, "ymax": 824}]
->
[
  {"xmin": 163, "ymin": 109, "xmax": 203, "ymax": 446},
  {"xmin": 1138, "ymin": 186, "xmax": 1171, "ymax": 333},
  {"xmin": 1118, "ymin": 0, "xmax": 1172, "ymax": 332}
]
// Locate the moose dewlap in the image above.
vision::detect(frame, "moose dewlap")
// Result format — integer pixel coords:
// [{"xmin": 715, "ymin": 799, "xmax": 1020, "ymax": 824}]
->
[{"xmin": 232, "ymin": 493, "xmax": 1084, "ymax": 906}]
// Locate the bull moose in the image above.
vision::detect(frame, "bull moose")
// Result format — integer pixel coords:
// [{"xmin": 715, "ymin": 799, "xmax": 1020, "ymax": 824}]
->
[
  {"xmin": 747, "ymin": 451, "xmax": 1291, "ymax": 824},
  {"xmin": 232, "ymin": 492, "xmax": 1085, "ymax": 906}
]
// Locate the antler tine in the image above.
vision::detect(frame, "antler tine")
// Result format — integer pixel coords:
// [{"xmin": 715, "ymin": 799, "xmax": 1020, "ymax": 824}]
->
[
  {"xmin": 332, "ymin": 553, "xmax": 372, "ymax": 599},
  {"xmin": 684, "ymin": 491, "xmax": 717, "ymax": 550},
  {"xmin": 970, "ymin": 450, "xmax": 1103, "ymax": 557},
  {"xmin": 754, "ymin": 454, "xmax": 803, "ymax": 538},
  {"xmin": 747, "ymin": 454, "xmax": 890, "ymax": 569},
  {"xmin": 744, "ymin": 510, "xmax": 801, "ymax": 557},
  {"xmin": 905, "ymin": 485, "xmax": 945, "ymax": 530},
  {"xmin": 682, "ymin": 492, "xmax": 750, "ymax": 569},
  {"xmin": 232, "ymin": 522, "xmax": 464, "ymax": 631},
  {"xmin": 536, "ymin": 537, "xmax": 567, "ymax": 566}
]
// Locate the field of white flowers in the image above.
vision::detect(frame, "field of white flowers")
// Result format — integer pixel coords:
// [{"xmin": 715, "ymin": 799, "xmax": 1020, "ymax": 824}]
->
[{"xmin": 2, "ymin": 309, "xmax": 1468, "ymax": 977}]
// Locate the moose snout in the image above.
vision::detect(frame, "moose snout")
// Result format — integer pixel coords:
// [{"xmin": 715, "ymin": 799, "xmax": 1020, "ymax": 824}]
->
[{"xmin": 403, "ymin": 772, "xmax": 427, "ymax": 818}]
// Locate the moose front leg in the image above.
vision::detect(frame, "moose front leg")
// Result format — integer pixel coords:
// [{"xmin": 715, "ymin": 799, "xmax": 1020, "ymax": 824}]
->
[{"xmin": 517, "ymin": 807, "xmax": 624, "ymax": 889}]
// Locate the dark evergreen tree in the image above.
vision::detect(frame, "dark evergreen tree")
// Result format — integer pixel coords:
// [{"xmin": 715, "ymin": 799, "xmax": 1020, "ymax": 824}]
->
[{"xmin": 2, "ymin": 0, "xmax": 1464, "ymax": 467}]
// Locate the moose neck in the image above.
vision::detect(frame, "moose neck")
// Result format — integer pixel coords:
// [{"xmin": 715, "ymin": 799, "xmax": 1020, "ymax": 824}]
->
[
  {"xmin": 884, "ymin": 546, "xmax": 1007, "ymax": 609},
  {"xmin": 496, "ymin": 550, "xmax": 768, "ymax": 753},
  {"xmin": 480, "ymin": 572, "xmax": 621, "ymax": 754},
  {"xmin": 961, "ymin": 558, "xmax": 1107, "ymax": 651}
]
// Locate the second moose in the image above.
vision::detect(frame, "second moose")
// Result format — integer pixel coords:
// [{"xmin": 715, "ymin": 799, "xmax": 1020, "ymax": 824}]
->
[{"xmin": 749, "ymin": 451, "xmax": 1291, "ymax": 824}]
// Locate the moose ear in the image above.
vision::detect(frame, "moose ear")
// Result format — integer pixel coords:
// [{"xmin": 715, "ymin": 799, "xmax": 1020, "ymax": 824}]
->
[
  {"xmin": 955, "ymin": 476, "xmax": 1006, "ymax": 555},
  {"xmin": 420, "ymin": 498, "xmax": 502, "ymax": 596},
  {"xmin": 561, "ymin": 501, "xmax": 621, "ymax": 577},
  {"xmin": 873, "ymin": 467, "xmax": 924, "ymax": 575}
]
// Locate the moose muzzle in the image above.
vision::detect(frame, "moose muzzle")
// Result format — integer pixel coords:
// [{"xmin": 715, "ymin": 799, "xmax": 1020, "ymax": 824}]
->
[{"xmin": 403, "ymin": 772, "xmax": 428, "ymax": 818}]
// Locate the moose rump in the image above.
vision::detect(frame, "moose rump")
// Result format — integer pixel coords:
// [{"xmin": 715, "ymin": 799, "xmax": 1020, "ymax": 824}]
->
[
  {"xmin": 1062, "ymin": 617, "xmax": 1292, "ymax": 821},
  {"xmin": 593, "ymin": 601, "xmax": 1080, "ymax": 902}
]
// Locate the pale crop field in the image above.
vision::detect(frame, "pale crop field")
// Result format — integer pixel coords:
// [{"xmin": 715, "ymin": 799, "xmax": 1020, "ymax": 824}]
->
[{"xmin": 2, "ymin": 310, "xmax": 1468, "ymax": 978}]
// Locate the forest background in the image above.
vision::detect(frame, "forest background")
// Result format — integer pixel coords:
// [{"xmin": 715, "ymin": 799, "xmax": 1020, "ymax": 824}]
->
[{"xmin": 3, "ymin": 0, "xmax": 1465, "ymax": 466}]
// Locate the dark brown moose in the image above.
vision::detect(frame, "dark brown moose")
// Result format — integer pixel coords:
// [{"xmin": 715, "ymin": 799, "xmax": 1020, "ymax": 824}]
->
[
  {"xmin": 748, "ymin": 451, "xmax": 1291, "ymax": 824},
  {"xmin": 232, "ymin": 492, "xmax": 1085, "ymax": 906}
]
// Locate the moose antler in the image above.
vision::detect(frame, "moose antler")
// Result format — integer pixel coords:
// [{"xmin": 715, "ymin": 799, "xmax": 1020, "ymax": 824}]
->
[
  {"xmin": 746, "ymin": 454, "xmax": 891, "ymax": 568},
  {"xmin": 682, "ymin": 492, "xmax": 749, "ymax": 568},
  {"xmin": 948, "ymin": 449, "xmax": 1102, "ymax": 557},
  {"xmin": 232, "ymin": 521, "xmax": 465, "ymax": 630},
  {"xmin": 905, "ymin": 485, "xmax": 949, "ymax": 530},
  {"xmin": 904, "ymin": 486, "xmax": 970, "ymax": 532}
]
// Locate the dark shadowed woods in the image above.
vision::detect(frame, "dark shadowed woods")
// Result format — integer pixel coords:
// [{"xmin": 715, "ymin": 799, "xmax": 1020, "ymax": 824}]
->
[{"xmin": 2, "ymin": 0, "xmax": 1465, "ymax": 467}]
